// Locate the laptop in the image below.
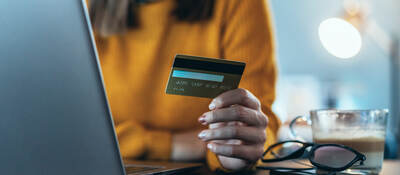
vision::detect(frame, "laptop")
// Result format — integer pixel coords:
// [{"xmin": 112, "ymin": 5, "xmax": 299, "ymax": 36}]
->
[{"xmin": 0, "ymin": 0, "xmax": 201, "ymax": 174}]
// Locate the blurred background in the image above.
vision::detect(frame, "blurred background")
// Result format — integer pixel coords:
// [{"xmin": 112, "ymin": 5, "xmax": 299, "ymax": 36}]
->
[{"xmin": 269, "ymin": 0, "xmax": 399, "ymax": 158}]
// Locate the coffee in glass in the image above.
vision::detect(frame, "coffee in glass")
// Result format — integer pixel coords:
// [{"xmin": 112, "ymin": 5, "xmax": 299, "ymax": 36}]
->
[{"xmin": 291, "ymin": 109, "xmax": 388, "ymax": 174}]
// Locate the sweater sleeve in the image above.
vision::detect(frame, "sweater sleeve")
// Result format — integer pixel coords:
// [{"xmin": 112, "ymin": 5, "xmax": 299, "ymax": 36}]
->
[
  {"xmin": 115, "ymin": 120, "xmax": 172, "ymax": 161},
  {"xmin": 206, "ymin": 0, "xmax": 281, "ymax": 171}
]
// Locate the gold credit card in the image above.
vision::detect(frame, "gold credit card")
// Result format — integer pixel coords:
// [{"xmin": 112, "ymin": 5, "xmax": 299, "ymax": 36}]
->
[{"xmin": 165, "ymin": 54, "xmax": 246, "ymax": 98}]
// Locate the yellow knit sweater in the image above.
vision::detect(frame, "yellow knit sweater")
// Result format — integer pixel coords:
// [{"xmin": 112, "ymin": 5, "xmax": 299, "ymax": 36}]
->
[{"xmin": 95, "ymin": 0, "xmax": 280, "ymax": 171}]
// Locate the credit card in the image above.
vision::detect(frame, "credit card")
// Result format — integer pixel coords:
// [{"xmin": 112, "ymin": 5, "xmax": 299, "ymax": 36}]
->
[{"xmin": 165, "ymin": 54, "xmax": 246, "ymax": 98}]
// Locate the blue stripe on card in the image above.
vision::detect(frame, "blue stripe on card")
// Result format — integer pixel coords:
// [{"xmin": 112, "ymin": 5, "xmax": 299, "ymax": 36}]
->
[{"xmin": 172, "ymin": 70, "xmax": 224, "ymax": 82}]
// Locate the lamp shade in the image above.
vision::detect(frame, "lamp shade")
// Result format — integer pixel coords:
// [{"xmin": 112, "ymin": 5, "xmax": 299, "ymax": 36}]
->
[{"xmin": 319, "ymin": 18, "xmax": 362, "ymax": 59}]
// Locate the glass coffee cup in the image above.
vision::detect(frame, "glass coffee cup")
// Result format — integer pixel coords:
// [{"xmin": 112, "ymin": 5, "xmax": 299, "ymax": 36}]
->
[{"xmin": 290, "ymin": 109, "xmax": 388, "ymax": 174}]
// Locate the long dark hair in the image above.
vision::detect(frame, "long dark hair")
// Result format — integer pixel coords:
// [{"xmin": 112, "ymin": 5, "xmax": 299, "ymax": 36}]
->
[{"xmin": 90, "ymin": 0, "xmax": 215, "ymax": 37}]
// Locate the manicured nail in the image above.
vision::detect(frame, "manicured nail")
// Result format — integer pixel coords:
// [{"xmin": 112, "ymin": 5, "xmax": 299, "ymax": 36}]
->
[
  {"xmin": 198, "ymin": 115, "xmax": 206, "ymax": 125},
  {"xmin": 209, "ymin": 102, "xmax": 216, "ymax": 110},
  {"xmin": 207, "ymin": 143, "xmax": 213, "ymax": 150},
  {"xmin": 198, "ymin": 131, "xmax": 207, "ymax": 139}
]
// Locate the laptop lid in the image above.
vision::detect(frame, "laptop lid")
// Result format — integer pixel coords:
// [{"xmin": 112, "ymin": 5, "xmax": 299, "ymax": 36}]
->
[{"xmin": 0, "ymin": 0, "xmax": 125, "ymax": 175}]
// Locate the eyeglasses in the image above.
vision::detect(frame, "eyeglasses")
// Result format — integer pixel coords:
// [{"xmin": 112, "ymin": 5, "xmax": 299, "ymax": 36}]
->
[{"xmin": 257, "ymin": 140, "xmax": 366, "ymax": 173}]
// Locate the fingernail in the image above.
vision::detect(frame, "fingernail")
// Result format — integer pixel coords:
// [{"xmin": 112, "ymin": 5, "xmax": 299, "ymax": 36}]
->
[
  {"xmin": 207, "ymin": 143, "xmax": 213, "ymax": 150},
  {"xmin": 198, "ymin": 115, "xmax": 206, "ymax": 125},
  {"xmin": 209, "ymin": 102, "xmax": 216, "ymax": 110},
  {"xmin": 198, "ymin": 131, "xmax": 207, "ymax": 139}
]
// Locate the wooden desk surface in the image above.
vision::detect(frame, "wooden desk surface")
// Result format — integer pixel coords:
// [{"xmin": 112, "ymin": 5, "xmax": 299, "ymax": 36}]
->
[
  {"xmin": 381, "ymin": 160, "xmax": 400, "ymax": 175},
  {"xmin": 189, "ymin": 160, "xmax": 400, "ymax": 175}
]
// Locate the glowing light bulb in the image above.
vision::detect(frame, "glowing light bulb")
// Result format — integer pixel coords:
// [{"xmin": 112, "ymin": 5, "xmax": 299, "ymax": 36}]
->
[{"xmin": 318, "ymin": 18, "xmax": 362, "ymax": 59}]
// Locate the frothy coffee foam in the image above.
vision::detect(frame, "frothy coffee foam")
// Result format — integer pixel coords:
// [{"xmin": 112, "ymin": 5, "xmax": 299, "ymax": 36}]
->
[{"xmin": 314, "ymin": 131, "xmax": 385, "ymax": 140}]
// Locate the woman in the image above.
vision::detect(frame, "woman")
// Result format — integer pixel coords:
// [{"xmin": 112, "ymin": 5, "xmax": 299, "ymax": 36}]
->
[{"xmin": 89, "ymin": 0, "xmax": 280, "ymax": 171}]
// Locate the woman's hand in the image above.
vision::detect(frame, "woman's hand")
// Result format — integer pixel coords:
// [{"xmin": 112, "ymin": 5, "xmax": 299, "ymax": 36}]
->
[{"xmin": 197, "ymin": 88, "xmax": 268, "ymax": 171}]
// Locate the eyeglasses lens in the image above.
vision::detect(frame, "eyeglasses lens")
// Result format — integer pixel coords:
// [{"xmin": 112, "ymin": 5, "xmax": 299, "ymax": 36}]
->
[
  {"xmin": 265, "ymin": 142, "xmax": 305, "ymax": 159},
  {"xmin": 312, "ymin": 146, "xmax": 357, "ymax": 168}
]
